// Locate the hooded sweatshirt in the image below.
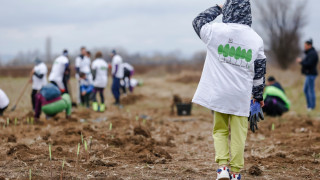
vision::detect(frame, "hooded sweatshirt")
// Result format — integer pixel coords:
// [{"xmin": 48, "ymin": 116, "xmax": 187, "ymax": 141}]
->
[{"xmin": 192, "ymin": 0, "xmax": 266, "ymax": 117}]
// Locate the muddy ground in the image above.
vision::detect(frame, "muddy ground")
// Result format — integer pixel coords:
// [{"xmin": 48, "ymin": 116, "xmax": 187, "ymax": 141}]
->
[{"xmin": 0, "ymin": 66, "xmax": 320, "ymax": 179}]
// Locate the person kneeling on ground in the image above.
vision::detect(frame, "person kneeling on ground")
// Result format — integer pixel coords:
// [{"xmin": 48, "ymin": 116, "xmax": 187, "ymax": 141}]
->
[
  {"xmin": 263, "ymin": 76, "xmax": 290, "ymax": 116},
  {"xmin": 79, "ymin": 72, "xmax": 94, "ymax": 108},
  {"xmin": 0, "ymin": 89, "xmax": 10, "ymax": 116},
  {"xmin": 34, "ymin": 83, "xmax": 72, "ymax": 121},
  {"xmin": 91, "ymin": 51, "xmax": 108, "ymax": 112}
]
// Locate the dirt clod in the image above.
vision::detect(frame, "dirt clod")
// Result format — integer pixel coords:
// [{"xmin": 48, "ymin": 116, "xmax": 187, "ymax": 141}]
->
[
  {"xmin": 91, "ymin": 159, "xmax": 117, "ymax": 167},
  {"xmin": 276, "ymin": 152, "xmax": 286, "ymax": 158},
  {"xmin": 7, "ymin": 144, "xmax": 29, "ymax": 156},
  {"xmin": 134, "ymin": 126, "xmax": 151, "ymax": 138},
  {"xmin": 249, "ymin": 165, "xmax": 262, "ymax": 176},
  {"xmin": 7, "ymin": 135, "xmax": 16, "ymax": 143}
]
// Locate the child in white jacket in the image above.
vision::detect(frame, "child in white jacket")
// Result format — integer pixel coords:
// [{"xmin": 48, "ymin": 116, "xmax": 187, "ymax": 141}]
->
[{"xmin": 192, "ymin": 0, "xmax": 266, "ymax": 179}]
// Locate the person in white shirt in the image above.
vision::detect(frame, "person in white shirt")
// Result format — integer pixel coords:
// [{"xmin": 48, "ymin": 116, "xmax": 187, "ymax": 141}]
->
[
  {"xmin": 192, "ymin": 0, "xmax": 266, "ymax": 179},
  {"xmin": 91, "ymin": 51, "xmax": 109, "ymax": 112},
  {"xmin": 0, "ymin": 89, "xmax": 9, "ymax": 116},
  {"xmin": 111, "ymin": 50, "xmax": 124, "ymax": 105},
  {"xmin": 31, "ymin": 59, "xmax": 48, "ymax": 111},
  {"xmin": 75, "ymin": 47, "xmax": 92, "ymax": 104},
  {"xmin": 48, "ymin": 50, "xmax": 70, "ymax": 93},
  {"xmin": 121, "ymin": 62, "xmax": 135, "ymax": 94}
]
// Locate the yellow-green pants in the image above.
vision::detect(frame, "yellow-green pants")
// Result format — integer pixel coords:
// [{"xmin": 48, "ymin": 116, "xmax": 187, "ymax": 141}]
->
[{"xmin": 213, "ymin": 111, "xmax": 248, "ymax": 173}]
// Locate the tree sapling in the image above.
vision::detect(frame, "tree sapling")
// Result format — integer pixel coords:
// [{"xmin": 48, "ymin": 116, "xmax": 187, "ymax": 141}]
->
[{"xmin": 60, "ymin": 157, "xmax": 65, "ymax": 180}]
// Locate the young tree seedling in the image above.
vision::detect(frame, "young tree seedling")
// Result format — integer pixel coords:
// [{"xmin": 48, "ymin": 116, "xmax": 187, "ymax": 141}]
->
[
  {"xmin": 109, "ymin": 123, "xmax": 112, "ymax": 131},
  {"xmin": 30, "ymin": 117, "xmax": 34, "ymax": 125},
  {"xmin": 27, "ymin": 117, "xmax": 30, "ymax": 125},
  {"xmin": 7, "ymin": 118, "xmax": 9, "ymax": 126},
  {"xmin": 81, "ymin": 132, "xmax": 84, "ymax": 144},
  {"xmin": 272, "ymin": 123, "xmax": 275, "ymax": 131},
  {"xmin": 143, "ymin": 119, "xmax": 147, "ymax": 125},
  {"xmin": 49, "ymin": 143, "xmax": 52, "ymax": 179},
  {"xmin": 89, "ymin": 136, "xmax": 93, "ymax": 151},
  {"xmin": 60, "ymin": 157, "xmax": 65, "ymax": 180},
  {"xmin": 84, "ymin": 140, "xmax": 89, "ymax": 161},
  {"xmin": 76, "ymin": 143, "xmax": 80, "ymax": 171},
  {"xmin": 14, "ymin": 118, "xmax": 17, "ymax": 126},
  {"xmin": 29, "ymin": 169, "xmax": 32, "ymax": 180}
]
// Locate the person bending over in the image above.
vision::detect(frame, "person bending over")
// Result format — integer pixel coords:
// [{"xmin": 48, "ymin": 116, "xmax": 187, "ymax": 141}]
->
[
  {"xmin": 34, "ymin": 83, "xmax": 72, "ymax": 121},
  {"xmin": 31, "ymin": 58, "xmax": 48, "ymax": 111},
  {"xmin": 48, "ymin": 50, "xmax": 70, "ymax": 93},
  {"xmin": 121, "ymin": 62, "xmax": 135, "ymax": 94}
]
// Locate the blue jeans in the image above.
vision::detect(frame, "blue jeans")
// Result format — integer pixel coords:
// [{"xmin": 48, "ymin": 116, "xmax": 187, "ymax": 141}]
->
[
  {"xmin": 304, "ymin": 75, "xmax": 317, "ymax": 109},
  {"xmin": 112, "ymin": 77, "xmax": 121, "ymax": 103}
]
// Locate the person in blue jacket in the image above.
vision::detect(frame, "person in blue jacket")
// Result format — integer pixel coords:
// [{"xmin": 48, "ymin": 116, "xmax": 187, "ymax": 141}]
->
[{"xmin": 79, "ymin": 72, "xmax": 94, "ymax": 108}]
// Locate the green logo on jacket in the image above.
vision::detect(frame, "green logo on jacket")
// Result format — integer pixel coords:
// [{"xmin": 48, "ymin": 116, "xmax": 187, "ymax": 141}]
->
[{"xmin": 218, "ymin": 44, "xmax": 252, "ymax": 68}]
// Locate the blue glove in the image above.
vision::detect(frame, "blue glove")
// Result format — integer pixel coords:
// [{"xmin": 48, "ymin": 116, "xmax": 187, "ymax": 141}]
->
[{"xmin": 248, "ymin": 100, "xmax": 264, "ymax": 133}]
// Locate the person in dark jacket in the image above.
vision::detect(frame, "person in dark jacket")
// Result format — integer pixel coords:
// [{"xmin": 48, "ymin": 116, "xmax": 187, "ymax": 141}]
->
[
  {"xmin": 267, "ymin": 76, "xmax": 285, "ymax": 92},
  {"xmin": 263, "ymin": 76, "xmax": 290, "ymax": 116},
  {"xmin": 297, "ymin": 39, "xmax": 319, "ymax": 111}
]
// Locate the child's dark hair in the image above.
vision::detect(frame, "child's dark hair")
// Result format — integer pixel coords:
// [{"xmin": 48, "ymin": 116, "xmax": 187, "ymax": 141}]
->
[
  {"xmin": 80, "ymin": 72, "xmax": 86, "ymax": 78},
  {"xmin": 95, "ymin": 51, "xmax": 103, "ymax": 59}
]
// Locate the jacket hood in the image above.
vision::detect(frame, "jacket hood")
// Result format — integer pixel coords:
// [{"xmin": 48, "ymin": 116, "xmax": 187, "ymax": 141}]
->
[{"xmin": 222, "ymin": 0, "xmax": 252, "ymax": 27}]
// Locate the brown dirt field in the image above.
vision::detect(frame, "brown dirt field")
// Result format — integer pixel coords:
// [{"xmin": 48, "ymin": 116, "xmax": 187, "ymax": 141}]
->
[{"xmin": 0, "ymin": 65, "xmax": 320, "ymax": 179}]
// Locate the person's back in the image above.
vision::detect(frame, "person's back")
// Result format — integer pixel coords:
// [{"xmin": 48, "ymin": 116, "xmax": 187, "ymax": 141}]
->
[
  {"xmin": 92, "ymin": 58, "xmax": 108, "ymax": 88},
  {"xmin": 32, "ymin": 61, "xmax": 48, "ymax": 90},
  {"xmin": 34, "ymin": 83, "xmax": 71, "ymax": 120},
  {"xmin": 112, "ymin": 54, "xmax": 124, "ymax": 79},
  {"xmin": 49, "ymin": 55, "xmax": 69, "ymax": 89},
  {"xmin": 192, "ymin": 1, "xmax": 266, "ymax": 179},
  {"xmin": 123, "ymin": 62, "xmax": 134, "ymax": 72},
  {"xmin": 192, "ymin": 3, "xmax": 266, "ymax": 117}
]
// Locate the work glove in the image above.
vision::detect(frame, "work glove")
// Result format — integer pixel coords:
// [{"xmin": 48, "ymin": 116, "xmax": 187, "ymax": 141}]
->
[{"xmin": 248, "ymin": 100, "xmax": 264, "ymax": 133}]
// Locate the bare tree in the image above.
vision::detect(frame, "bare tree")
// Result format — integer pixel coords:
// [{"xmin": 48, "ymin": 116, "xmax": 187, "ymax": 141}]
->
[{"xmin": 256, "ymin": 0, "xmax": 307, "ymax": 69}]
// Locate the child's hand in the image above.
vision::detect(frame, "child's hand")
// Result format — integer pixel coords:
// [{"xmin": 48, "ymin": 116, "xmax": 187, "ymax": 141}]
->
[{"xmin": 82, "ymin": 91, "xmax": 86, "ymax": 96}]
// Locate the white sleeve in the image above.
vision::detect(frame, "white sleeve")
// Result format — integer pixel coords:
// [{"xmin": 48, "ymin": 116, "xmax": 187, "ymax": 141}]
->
[
  {"xmin": 257, "ymin": 42, "xmax": 266, "ymax": 59},
  {"xmin": 200, "ymin": 23, "xmax": 213, "ymax": 45}
]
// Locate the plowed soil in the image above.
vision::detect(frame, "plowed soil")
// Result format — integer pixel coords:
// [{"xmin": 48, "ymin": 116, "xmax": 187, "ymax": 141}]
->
[{"xmin": 0, "ymin": 67, "xmax": 320, "ymax": 179}]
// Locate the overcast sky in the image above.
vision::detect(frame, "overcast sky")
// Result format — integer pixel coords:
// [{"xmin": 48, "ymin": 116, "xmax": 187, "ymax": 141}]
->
[{"xmin": 0, "ymin": 0, "xmax": 319, "ymax": 61}]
